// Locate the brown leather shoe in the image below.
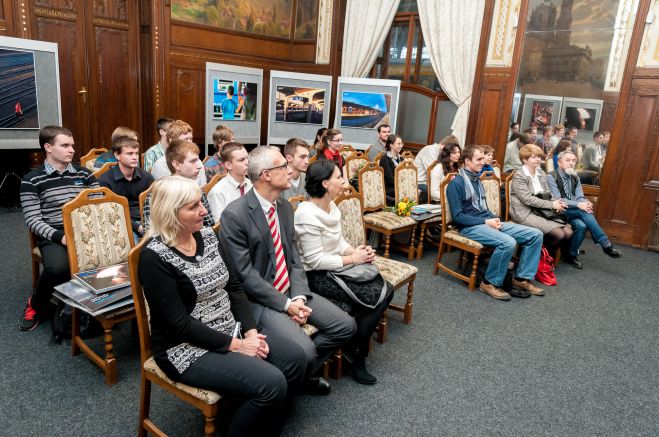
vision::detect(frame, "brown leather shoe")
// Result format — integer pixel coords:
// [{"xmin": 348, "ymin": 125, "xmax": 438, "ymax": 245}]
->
[
  {"xmin": 479, "ymin": 282, "xmax": 511, "ymax": 301},
  {"xmin": 512, "ymin": 278, "xmax": 544, "ymax": 296}
]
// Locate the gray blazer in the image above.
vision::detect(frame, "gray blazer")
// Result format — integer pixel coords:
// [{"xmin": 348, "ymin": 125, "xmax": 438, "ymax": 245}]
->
[
  {"xmin": 509, "ymin": 168, "xmax": 555, "ymax": 222},
  {"xmin": 219, "ymin": 189, "xmax": 311, "ymax": 319}
]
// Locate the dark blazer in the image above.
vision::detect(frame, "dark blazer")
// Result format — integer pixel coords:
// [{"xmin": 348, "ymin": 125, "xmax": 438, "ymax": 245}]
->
[
  {"xmin": 219, "ymin": 189, "xmax": 311, "ymax": 318},
  {"xmin": 379, "ymin": 153, "xmax": 399, "ymax": 205}
]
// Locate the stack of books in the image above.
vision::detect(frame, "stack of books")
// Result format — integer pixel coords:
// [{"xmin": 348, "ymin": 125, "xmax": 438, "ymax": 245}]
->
[
  {"xmin": 54, "ymin": 262, "xmax": 133, "ymax": 317},
  {"xmin": 411, "ymin": 204, "xmax": 442, "ymax": 220}
]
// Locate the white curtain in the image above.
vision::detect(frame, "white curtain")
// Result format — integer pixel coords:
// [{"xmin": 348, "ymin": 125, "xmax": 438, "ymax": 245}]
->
[
  {"xmin": 417, "ymin": 0, "xmax": 486, "ymax": 144},
  {"xmin": 341, "ymin": 0, "xmax": 401, "ymax": 77}
]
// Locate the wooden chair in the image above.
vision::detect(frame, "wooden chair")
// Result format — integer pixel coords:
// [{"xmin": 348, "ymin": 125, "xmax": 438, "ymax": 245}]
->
[
  {"xmin": 400, "ymin": 150, "xmax": 415, "ymax": 160},
  {"xmin": 127, "ymin": 241, "xmax": 220, "ymax": 437},
  {"xmin": 335, "ymin": 186, "xmax": 418, "ymax": 329},
  {"xmin": 81, "ymin": 147, "xmax": 107, "ymax": 171},
  {"xmin": 287, "ymin": 195, "xmax": 306, "ymax": 211},
  {"xmin": 62, "ymin": 187, "xmax": 136, "ymax": 385},
  {"xmin": 138, "ymin": 185, "xmax": 153, "ymax": 225},
  {"xmin": 92, "ymin": 161, "xmax": 117, "ymax": 179},
  {"xmin": 308, "ymin": 154, "xmax": 318, "ymax": 165},
  {"xmin": 358, "ymin": 163, "xmax": 417, "ymax": 259},
  {"xmin": 364, "ymin": 144, "xmax": 372, "ymax": 159},
  {"xmin": 202, "ymin": 155, "xmax": 210, "ymax": 164},
  {"xmin": 503, "ymin": 170, "xmax": 515, "ymax": 221},
  {"xmin": 373, "ymin": 151, "xmax": 384, "ymax": 164},
  {"xmin": 28, "ymin": 231, "xmax": 42, "ymax": 289},
  {"xmin": 395, "ymin": 160, "xmax": 439, "ymax": 260},
  {"xmin": 203, "ymin": 173, "xmax": 226, "ymax": 196},
  {"xmin": 345, "ymin": 151, "xmax": 369, "ymax": 182},
  {"xmin": 425, "ymin": 161, "xmax": 442, "ymax": 205},
  {"xmin": 433, "ymin": 173, "xmax": 499, "ymax": 291},
  {"xmin": 339, "ymin": 144, "xmax": 355, "ymax": 161}
]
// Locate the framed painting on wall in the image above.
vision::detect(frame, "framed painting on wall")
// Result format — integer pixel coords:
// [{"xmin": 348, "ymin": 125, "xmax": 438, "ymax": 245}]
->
[
  {"xmin": 520, "ymin": 94, "xmax": 563, "ymax": 131},
  {"xmin": 172, "ymin": 0, "xmax": 292, "ymax": 38}
]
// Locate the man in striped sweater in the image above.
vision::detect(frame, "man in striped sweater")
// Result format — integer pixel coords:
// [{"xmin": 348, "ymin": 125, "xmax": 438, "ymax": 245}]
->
[{"xmin": 19, "ymin": 126, "xmax": 99, "ymax": 331}]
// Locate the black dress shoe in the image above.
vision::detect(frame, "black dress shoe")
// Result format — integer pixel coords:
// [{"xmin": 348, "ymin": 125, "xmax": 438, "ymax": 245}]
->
[
  {"xmin": 507, "ymin": 287, "xmax": 531, "ymax": 298},
  {"xmin": 603, "ymin": 244, "xmax": 622, "ymax": 258},
  {"xmin": 578, "ymin": 249, "xmax": 586, "ymax": 255},
  {"xmin": 564, "ymin": 256, "xmax": 583, "ymax": 269},
  {"xmin": 302, "ymin": 377, "xmax": 331, "ymax": 395}
]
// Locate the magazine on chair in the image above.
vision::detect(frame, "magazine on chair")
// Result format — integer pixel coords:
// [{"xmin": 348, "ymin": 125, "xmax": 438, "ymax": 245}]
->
[
  {"xmin": 54, "ymin": 281, "xmax": 133, "ymax": 316},
  {"xmin": 72, "ymin": 262, "xmax": 130, "ymax": 294}
]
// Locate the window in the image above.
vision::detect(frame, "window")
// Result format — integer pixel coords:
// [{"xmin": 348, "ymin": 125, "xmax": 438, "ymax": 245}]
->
[{"xmin": 370, "ymin": 1, "xmax": 440, "ymax": 92}]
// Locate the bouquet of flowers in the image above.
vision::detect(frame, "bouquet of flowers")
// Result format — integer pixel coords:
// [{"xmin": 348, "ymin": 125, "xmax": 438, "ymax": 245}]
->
[{"xmin": 396, "ymin": 197, "xmax": 416, "ymax": 217}]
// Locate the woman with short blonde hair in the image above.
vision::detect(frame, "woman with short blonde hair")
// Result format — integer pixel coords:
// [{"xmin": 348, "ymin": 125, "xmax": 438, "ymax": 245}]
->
[{"xmin": 139, "ymin": 175, "xmax": 291, "ymax": 436}]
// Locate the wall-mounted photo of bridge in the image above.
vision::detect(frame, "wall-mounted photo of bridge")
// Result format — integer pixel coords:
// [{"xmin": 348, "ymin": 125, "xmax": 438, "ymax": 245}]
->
[
  {"xmin": 0, "ymin": 48, "xmax": 40, "ymax": 129},
  {"xmin": 275, "ymin": 86, "xmax": 325, "ymax": 124},
  {"xmin": 340, "ymin": 91, "xmax": 391, "ymax": 129}
]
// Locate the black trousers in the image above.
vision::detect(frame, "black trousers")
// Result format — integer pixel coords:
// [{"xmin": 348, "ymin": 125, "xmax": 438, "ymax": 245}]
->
[
  {"xmin": 179, "ymin": 351, "xmax": 288, "ymax": 437},
  {"xmin": 33, "ymin": 238, "xmax": 70, "ymax": 316}
]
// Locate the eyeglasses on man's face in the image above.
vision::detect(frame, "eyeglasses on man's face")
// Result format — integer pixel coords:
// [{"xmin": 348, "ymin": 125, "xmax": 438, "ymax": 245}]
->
[{"xmin": 260, "ymin": 162, "xmax": 289, "ymax": 175}]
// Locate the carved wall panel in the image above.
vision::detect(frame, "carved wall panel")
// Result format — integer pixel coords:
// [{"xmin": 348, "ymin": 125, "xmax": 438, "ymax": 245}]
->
[
  {"xmin": 485, "ymin": 0, "xmax": 521, "ymax": 67},
  {"xmin": 473, "ymin": 73, "xmax": 513, "ymax": 160},
  {"xmin": 0, "ymin": 0, "xmax": 11, "ymax": 34},
  {"xmin": 638, "ymin": 0, "xmax": 659, "ymax": 67},
  {"xmin": 34, "ymin": 14, "xmax": 90, "ymax": 156},
  {"xmin": 169, "ymin": 66, "xmax": 204, "ymax": 143},
  {"xmin": 87, "ymin": 25, "xmax": 138, "ymax": 148},
  {"xmin": 599, "ymin": 77, "xmax": 659, "ymax": 245},
  {"xmin": 34, "ymin": 0, "xmax": 76, "ymax": 11}
]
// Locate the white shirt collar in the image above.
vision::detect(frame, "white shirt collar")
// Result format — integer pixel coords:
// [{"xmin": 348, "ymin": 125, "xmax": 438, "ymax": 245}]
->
[{"xmin": 253, "ymin": 187, "xmax": 276, "ymax": 214}]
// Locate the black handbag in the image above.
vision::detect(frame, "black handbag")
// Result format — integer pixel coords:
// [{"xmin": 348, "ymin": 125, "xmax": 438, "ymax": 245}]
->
[
  {"xmin": 533, "ymin": 192, "xmax": 566, "ymax": 222},
  {"xmin": 326, "ymin": 263, "xmax": 387, "ymax": 309}
]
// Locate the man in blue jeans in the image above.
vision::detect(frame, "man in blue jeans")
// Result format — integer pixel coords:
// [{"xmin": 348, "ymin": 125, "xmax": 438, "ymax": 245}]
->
[
  {"xmin": 446, "ymin": 144, "xmax": 544, "ymax": 300},
  {"xmin": 547, "ymin": 150, "xmax": 622, "ymax": 269}
]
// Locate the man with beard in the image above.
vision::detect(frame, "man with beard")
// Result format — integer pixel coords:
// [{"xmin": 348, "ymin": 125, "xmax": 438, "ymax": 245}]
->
[{"xmin": 547, "ymin": 150, "xmax": 622, "ymax": 269}]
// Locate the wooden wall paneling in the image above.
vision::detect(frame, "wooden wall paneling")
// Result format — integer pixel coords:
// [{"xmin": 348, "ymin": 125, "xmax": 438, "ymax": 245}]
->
[
  {"xmin": 599, "ymin": 91, "xmax": 619, "ymax": 132},
  {"xmin": 31, "ymin": 1, "xmax": 91, "ymax": 160},
  {"xmin": 84, "ymin": 0, "xmax": 141, "ymax": 150},
  {"xmin": 466, "ymin": 0, "xmax": 496, "ymax": 145},
  {"xmin": 169, "ymin": 64, "xmax": 204, "ymax": 144},
  {"xmin": 138, "ymin": 0, "xmax": 153, "ymax": 150},
  {"xmin": 1, "ymin": 0, "xmax": 16, "ymax": 35},
  {"xmin": 596, "ymin": 0, "xmax": 653, "ymax": 246},
  {"xmin": 473, "ymin": 71, "xmax": 513, "ymax": 163},
  {"xmin": 468, "ymin": 0, "xmax": 529, "ymax": 160}
]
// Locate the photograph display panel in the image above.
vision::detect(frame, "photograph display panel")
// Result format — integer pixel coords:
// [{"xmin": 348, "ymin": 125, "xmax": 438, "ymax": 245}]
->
[
  {"xmin": 339, "ymin": 91, "xmax": 392, "ymax": 130},
  {"xmin": 205, "ymin": 63, "xmax": 263, "ymax": 146},
  {"xmin": 275, "ymin": 86, "xmax": 325, "ymax": 124},
  {"xmin": 520, "ymin": 94, "xmax": 563, "ymax": 132},
  {"xmin": 334, "ymin": 77, "xmax": 400, "ymax": 149},
  {"xmin": 561, "ymin": 97, "xmax": 603, "ymax": 137},
  {"xmin": 0, "ymin": 36, "xmax": 61, "ymax": 150},
  {"xmin": 268, "ymin": 71, "xmax": 332, "ymax": 145},
  {"xmin": 0, "ymin": 48, "xmax": 39, "ymax": 129},
  {"xmin": 212, "ymin": 79, "xmax": 258, "ymax": 121}
]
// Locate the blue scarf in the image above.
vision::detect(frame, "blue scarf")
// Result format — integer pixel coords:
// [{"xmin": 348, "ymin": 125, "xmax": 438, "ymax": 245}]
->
[{"xmin": 459, "ymin": 168, "xmax": 488, "ymax": 212}]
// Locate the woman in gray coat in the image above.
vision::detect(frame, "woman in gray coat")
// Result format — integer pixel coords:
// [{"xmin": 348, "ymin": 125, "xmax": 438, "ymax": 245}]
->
[{"xmin": 510, "ymin": 144, "xmax": 573, "ymax": 257}]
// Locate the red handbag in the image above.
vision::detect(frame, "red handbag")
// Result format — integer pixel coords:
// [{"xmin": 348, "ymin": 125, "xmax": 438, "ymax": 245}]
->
[{"xmin": 535, "ymin": 246, "xmax": 557, "ymax": 286}]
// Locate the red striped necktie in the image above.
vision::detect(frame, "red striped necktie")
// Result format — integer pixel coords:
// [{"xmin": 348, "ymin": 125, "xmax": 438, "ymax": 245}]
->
[{"xmin": 267, "ymin": 206, "xmax": 290, "ymax": 293}]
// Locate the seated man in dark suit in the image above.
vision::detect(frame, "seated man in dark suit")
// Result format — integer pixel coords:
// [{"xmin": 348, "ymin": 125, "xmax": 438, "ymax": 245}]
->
[{"xmin": 219, "ymin": 146, "xmax": 356, "ymax": 394}]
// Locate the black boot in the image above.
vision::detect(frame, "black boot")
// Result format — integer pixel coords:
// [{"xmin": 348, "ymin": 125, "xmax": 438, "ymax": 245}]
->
[{"xmin": 345, "ymin": 346, "xmax": 377, "ymax": 385}]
